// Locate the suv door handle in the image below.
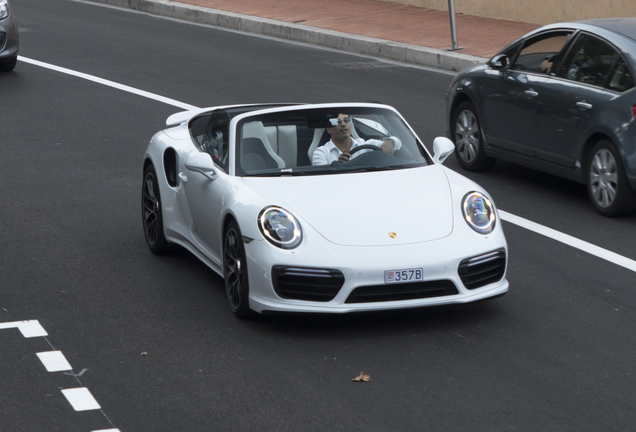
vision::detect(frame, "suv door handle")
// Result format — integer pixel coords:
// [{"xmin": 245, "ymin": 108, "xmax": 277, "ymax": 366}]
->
[
  {"xmin": 576, "ymin": 101, "xmax": 593, "ymax": 110},
  {"xmin": 524, "ymin": 89, "xmax": 539, "ymax": 97}
]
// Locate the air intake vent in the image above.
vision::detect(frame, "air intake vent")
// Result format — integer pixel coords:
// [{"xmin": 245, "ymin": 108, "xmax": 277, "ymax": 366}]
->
[
  {"xmin": 345, "ymin": 280, "xmax": 458, "ymax": 303},
  {"xmin": 458, "ymin": 248, "xmax": 506, "ymax": 290},
  {"xmin": 272, "ymin": 266, "xmax": 344, "ymax": 302}
]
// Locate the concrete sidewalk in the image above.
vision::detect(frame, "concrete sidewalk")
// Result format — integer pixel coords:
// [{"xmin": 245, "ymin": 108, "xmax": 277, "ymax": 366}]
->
[{"xmin": 90, "ymin": 0, "xmax": 539, "ymax": 71}]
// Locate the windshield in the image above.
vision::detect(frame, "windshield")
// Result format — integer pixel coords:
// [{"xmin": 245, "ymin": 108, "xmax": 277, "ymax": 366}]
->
[{"xmin": 234, "ymin": 106, "xmax": 431, "ymax": 176}]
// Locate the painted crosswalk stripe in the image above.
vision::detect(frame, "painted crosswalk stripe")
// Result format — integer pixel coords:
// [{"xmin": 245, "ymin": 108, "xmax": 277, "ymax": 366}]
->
[
  {"xmin": 61, "ymin": 387, "xmax": 101, "ymax": 411},
  {"xmin": 36, "ymin": 351, "xmax": 73, "ymax": 372}
]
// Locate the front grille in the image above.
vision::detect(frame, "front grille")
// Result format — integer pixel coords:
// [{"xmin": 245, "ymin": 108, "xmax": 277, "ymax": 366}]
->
[
  {"xmin": 345, "ymin": 280, "xmax": 459, "ymax": 304},
  {"xmin": 458, "ymin": 248, "xmax": 506, "ymax": 290},
  {"xmin": 272, "ymin": 266, "xmax": 344, "ymax": 302}
]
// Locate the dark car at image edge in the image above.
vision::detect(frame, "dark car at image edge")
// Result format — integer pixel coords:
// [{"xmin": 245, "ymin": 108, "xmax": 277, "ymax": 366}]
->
[
  {"xmin": 446, "ymin": 18, "xmax": 636, "ymax": 216},
  {"xmin": 0, "ymin": 0, "xmax": 18, "ymax": 72}
]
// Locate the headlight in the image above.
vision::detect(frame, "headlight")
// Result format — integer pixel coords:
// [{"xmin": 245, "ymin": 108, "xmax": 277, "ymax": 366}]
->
[
  {"xmin": 258, "ymin": 206, "xmax": 302, "ymax": 249},
  {"xmin": 462, "ymin": 192, "xmax": 496, "ymax": 234},
  {"xmin": 0, "ymin": 0, "xmax": 9, "ymax": 19}
]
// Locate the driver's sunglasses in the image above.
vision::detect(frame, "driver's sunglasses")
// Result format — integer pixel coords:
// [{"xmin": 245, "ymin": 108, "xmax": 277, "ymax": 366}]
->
[{"xmin": 336, "ymin": 116, "xmax": 351, "ymax": 124}]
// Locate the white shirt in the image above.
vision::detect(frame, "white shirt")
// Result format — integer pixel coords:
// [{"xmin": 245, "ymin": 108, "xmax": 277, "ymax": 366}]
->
[{"xmin": 312, "ymin": 136, "xmax": 402, "ymax": 166}]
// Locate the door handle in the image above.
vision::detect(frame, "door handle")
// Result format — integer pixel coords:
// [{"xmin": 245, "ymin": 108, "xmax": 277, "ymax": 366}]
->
[
  {"xmin": 576, "ymin": 101, "xmax": 593, "ymax": 110},
  {"xmin": 524, "ymin": 89, "xmax": 539, "ymax": 98}
]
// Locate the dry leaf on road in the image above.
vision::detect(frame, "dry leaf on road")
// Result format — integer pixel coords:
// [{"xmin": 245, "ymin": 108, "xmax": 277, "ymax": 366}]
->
[{"xmin": 352, "ymin": 372, "xmax": 371, "ymax": 382}]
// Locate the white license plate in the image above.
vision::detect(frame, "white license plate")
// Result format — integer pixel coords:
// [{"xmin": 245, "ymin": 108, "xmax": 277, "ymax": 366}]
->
[{"xmin": 384, "ymin": 268, "xmax": 424, "ymax": 284}]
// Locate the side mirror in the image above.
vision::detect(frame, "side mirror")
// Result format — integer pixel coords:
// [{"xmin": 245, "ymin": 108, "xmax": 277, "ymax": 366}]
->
[
  {"xmin": 432, "ymin": 137, "xmax": 455, "ymax": 165},
  {"xmin": 185, "ymin": 152, "xmax": 218, "ymax": 181},
  {"xmin": 489, "ymin": 54, "xmax": 509, "ymax": 70}
]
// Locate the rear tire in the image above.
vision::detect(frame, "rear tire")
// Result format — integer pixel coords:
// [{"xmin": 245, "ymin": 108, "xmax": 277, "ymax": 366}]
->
[
  {"xmin": 587, "ymin": 139, "xmax": 636, "ymax": 216},
  {"xmin": 451, "ymin": 101, "xmax": 496, "ymax": 171},
  {"xmin": 142, "ymin": 165, "xmax": 170, "ymax": 253}
]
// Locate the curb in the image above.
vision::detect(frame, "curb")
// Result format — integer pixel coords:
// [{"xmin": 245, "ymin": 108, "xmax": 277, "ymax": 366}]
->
[{"xmin": 85, "ymin": 0, "xmax": 486, "ymax": 72}]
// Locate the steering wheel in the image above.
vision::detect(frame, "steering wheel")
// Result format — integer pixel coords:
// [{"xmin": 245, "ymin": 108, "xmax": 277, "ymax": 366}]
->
[{"xmin": 350, "ymin": 144, "xmax": 383, "ymax": 155}]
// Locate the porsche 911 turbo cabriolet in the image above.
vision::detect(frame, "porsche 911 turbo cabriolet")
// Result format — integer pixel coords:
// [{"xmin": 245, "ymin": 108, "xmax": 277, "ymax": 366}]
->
[{"xmin": 142, "ymin": 103, "xmax": 508, "ymax": 318}]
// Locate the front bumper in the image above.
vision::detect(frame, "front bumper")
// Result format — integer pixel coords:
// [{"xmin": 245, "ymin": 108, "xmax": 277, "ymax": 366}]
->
[
  {"xmin": 0, "ymin": 16, "xmax": 19, "ymax": 59},
  {"xmin": 244, "ymin": 233, "xmax": 509, "ymax": 314}
]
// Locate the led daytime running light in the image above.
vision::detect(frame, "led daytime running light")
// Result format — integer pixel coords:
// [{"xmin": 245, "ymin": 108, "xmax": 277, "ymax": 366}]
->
[
  {"xmin": 462, "ymin": 192, "xmax": 496, "ymax": 234},
  {"xmin": 258, "ymin": 206, "xmax": 302, "ymax": 249}
]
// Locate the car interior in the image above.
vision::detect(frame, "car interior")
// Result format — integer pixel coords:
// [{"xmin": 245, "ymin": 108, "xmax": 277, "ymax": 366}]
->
[{"xmin": 188, "ymin": 107, "xmax": 430, "ymax": 176}]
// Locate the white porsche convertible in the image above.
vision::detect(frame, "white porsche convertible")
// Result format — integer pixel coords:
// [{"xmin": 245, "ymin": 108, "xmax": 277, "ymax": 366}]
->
[{"xmin": 142, "ymin": 103, "xmax": 508, "ymax": 318}]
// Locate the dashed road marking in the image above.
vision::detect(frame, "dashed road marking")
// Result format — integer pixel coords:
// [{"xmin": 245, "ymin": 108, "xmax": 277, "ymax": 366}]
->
[
  {"xmin": 0, "ymin": 319, "xmax": 48, "ymax": 337},
  {"xmin": 36, "ymin": 350, "xmax": 73, "ymax": 372},
  {"xmin": 1, "ymin": 320, "xmax": 120, "ymax": 431},
  {"xmin": 61, "ymin": 387, "xmax": 102, "ymax": 411}
]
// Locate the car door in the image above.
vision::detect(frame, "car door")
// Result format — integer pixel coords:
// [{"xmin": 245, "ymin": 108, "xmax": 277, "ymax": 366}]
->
[
  {"xmin": 180, "ymin": 111, "xmax": 231, "ymax": 264},
  {"xmin": 534, "ymin": 32, "xmax": 625, "ymax": 168},
  {"xmin": 180, "ymin": 152, "xmax": 227, "ymax": 264},
  {"xmin": 481, "ymin": 31, "xmax": 573, "ymax": 157}
]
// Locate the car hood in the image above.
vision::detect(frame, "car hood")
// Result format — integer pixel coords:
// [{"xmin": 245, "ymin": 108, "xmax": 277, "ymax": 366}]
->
[{"xmin": 241, "ymin": 166, "xmax": 454, "ymax": 246}]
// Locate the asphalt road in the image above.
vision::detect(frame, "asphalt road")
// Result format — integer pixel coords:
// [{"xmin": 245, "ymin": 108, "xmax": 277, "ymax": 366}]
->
[{"xmin": 1, "ymin": 0, "xmax": 635, "ymax": 431}]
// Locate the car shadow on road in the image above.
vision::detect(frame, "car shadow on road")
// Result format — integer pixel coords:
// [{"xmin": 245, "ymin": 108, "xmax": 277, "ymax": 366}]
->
[{"xmin": 250, "ymin": 297, "xmax": 509, "ymax": 337}]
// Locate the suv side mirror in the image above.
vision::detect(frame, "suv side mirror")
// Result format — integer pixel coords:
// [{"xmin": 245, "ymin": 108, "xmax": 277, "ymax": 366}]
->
[{"xmin": 489, "ymin": 54, "xmax": 509, "ymax": 70}]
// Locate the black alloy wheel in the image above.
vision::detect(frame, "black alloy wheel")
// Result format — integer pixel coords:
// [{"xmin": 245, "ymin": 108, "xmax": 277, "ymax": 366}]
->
[
  {"xmin": 142, "ymin": 165, "xmax": 169, "ymax": 253},
  {"xmin": 223, "ymin": 221, "xmax": 253, "ymax": 319}
]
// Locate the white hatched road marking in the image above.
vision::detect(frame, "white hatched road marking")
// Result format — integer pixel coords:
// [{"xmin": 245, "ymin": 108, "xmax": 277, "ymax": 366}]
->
[{"xmin": 1, "ymin": 320, "xmax": 120, "ymax": 431}]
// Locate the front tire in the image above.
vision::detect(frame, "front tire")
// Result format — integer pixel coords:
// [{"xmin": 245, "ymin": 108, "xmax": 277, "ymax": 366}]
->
[
  {"xmin": 142, "ymin": 165, "xmax": 170, "ymax": 253},
  {"xmin": 587, "ymin": 139, "xmax": 636, "ymax": 216},
  {"xmin": 0, "ymin": 56, "xmax": 17, "ymax": 72},
  {"xmin": 451, "ymin": 101, "xmax": 496, "ymax": 171},
  {"xmin": 223, "ymin": 221, "xmax": 253, "ymax": 319}
]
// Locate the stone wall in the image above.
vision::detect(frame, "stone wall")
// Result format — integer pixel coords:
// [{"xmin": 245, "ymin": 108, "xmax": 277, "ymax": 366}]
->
[{"xmin": 387, "ymin": 0, "xmax": 636, "ymax": 25}]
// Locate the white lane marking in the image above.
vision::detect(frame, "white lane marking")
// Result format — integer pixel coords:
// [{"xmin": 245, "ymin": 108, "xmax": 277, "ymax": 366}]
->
[
  {"xmin": 18, "ymin": 56, "xmax": 199, "ymax": 111},
  {"xmin": 61, "ymin": 387, "xmax": 102, "ymax": 411},
  {"xmin": 500, "ymin": 210, "xmax": 636, "ymax": 273},
  {"xmin": 16, "ymin": 57, "xmax": 636, "ymax": 273},
  {"xmin": 36, "ymin": 350, "xmax": 73, "ymax": 372},
  {"xmin": 0, "ymin": 320, "xmax": 48, "ymax": 338},
  {"xmin": 92, "ymin": 429, "xmax": 122, "ymax": 432}
]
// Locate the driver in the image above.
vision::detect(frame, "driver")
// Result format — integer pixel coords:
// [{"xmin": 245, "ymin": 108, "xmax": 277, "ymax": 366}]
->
[{"xmin": 312, "ymin": 113, "xmax": 402, "ymax": 165}]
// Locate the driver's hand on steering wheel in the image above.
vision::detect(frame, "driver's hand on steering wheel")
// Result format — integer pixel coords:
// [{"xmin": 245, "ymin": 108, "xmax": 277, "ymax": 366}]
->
[
  {"xmin": 381, "ymin": 138, "xmax": 395, "ymax": 154},
  {"xmin": 338, "ymin": 152, "xmax": 352, "ymax": 163}
]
